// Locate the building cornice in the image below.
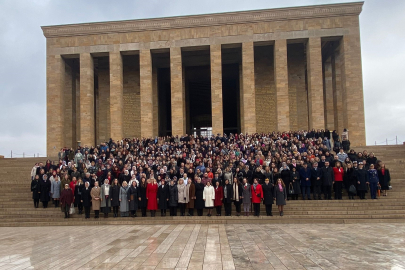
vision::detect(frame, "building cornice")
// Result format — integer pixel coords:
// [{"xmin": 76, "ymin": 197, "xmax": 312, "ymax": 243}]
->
[{"xmin": 41, "ymin": 2, "xmax": 363, "ymax": 38}]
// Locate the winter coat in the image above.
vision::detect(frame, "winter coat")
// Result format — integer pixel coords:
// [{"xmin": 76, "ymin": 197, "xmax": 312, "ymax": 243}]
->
[
  {"xmin": 138, "ymin": 184, "xmax": 147, "ymax": 208},
  {"xmin": 31, "ymin": 180, "xmax": 40, "ymax": 200},
  {"xmin": 157, "ymin": 184, "xmax": 169, "ymax": 209},
  {"xmin": 127, "ymin": 186, "xmax": 139, "ymax": 211},
  {"xmin": 356, "ymin": 169, "xmax": 369, "ymax": 191},
  {"xmin": 321, "ymin": 166, "xmax": 335, "ymax": 186},
  {"xmin": 110, "ymin": 185, "xmax": 121, "ymax": 207},
  {"xmin": 146, "ymin": 183, "xmax": 158, "ymax": 210},
  {"xmin": 274, "ymin": 184, "xmax": 287, "ymax": 206},
  {"xmin": 291, "ymin": 171, "xmax": 301, "ymax": 195},
  {"xmin": 368, "ymin": 169, "xmax": 379, "ymax": 184},
  {"xmin": 60, "ymin": 188, "xmax": 74, "ymax": 207},
  {"xmin": 187, "ymin": 182, "xmax": 195, "ymax": 209},
  {"xmin": 177, "ymin": 184, "xmax": 189, "ymax": 204},
  {"xmin": 91, "ymin": 186, "xmax": 101, "ymax": 210},
  {"xmin": 333, "ymin": 167, "xmax": 344, "ymax": 182},
  {"xmin": 203, "ymin": 185, "xmax": 215, "ymax": 207},
  {"xmin": 280, "ymin": 169, "xmax": 291, "ymax": 187},
  {"xmin": 169, "ymin": 185, "xmax": 178, "ymax": 207},
  {"xmin": 299, "ymin": 167, "xmax": 312, "ymax": 187},
  {"xmin": 345, "ymin": 168, "xmax": 357, "ymax": 189},
  {"xmin": 100, "ymin": 184, "xmax": 111, "ymax": 208},
  {"xmin": 39, "ymin": 179, "xmax": 51, "ymax": 202},
  {"xmin": 194, "ymin": 182, "xmax": 205, "ymax": 209},
  {"xmin": 119, "ymin": 186, "xmax": 129, "ymax": 212},
  {"xmin": 241, "ymin": 184, "xmax": 251, "ymax": 204},
  {"xmin": 223, "ymin": 184, "xmax": 233, "ymax": 204},
  {"xmin": 311, "ymin": 168, "xmax": 323, "ymax": 187},
  {"xmin": 214, "ymin": 186, "xmax": 223, "ymax": 206},
  {"xmin": 81, "ymin": 187, "xmax": 92, "ymax": 207},
  {"xmin": 378, "ymin": 169, "xmax": 391, "ymax": 189},
  {"xmin": 74, "ymin": 184, "xmax": 84, "ymax": 205},
  {"xmin": 251, "ymin": 184, "xmax": 263, "ymax": 204},
  {"xmin": 51, "ymin": 180, "xmax": 61, "ymax": 199},
  {"xmin": 262, "ymin": 183, "xmax": 274, "ymax": 205}
]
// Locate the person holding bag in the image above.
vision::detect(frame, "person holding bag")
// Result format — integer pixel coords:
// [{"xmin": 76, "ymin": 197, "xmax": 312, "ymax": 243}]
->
[
  {"xmin": 60, "ymin": 184, "xmax": 74, "ymax": 218},
  {"xmin": 251, "ymin": 178, "xmax": 263, "ymax": 217},
  {"xmin": 274, "ymin": 178, "xmax": 287, "ymax": 216}
]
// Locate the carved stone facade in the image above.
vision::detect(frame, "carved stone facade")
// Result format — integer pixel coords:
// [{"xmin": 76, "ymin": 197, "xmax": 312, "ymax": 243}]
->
[{"xmin": 43, "ymin": 2, "xmax": 366, "ymax": 156}]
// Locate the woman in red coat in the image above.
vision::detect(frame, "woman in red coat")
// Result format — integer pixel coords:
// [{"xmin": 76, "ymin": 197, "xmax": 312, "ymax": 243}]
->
[
  {"xmin": 146, "ymin": 179, "xmax": 158, "ymax": 217},
  {"xmin": 333, "ymin": 161, "xmax": 344, "ymax": 200},
  {"xmin": 251, "ymin": 178, "xmax": 263, "ymax": 216},
  {"xmin": 60, "ymin": 184, "xmax": 74, "ymax": 218},
  {"xmin": 214, "ymin": 181, "xmax": 224, "ymax": 216}
]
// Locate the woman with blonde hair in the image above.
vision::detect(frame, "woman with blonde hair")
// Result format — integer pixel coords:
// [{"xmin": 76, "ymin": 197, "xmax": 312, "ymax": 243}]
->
[
  {"xmin": 274, "ymin": 178, "xmax": 287, "ymax": 216},
  {"xmin": 119, "ymin": 181, "xmax": 130, "ymax": 217},
  {"xmin": 177, "ymin": 178, "xmax": 189, "ymax": 216}
]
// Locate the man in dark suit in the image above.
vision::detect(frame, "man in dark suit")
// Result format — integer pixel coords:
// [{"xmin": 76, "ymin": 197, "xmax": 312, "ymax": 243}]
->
[
  {"xmin": 321, "ymin": 161, "xmax": 335, "ymax": 200},
  {"xmin": 311, "ymin": 162, "xmax": 323, "ymax": 200}
]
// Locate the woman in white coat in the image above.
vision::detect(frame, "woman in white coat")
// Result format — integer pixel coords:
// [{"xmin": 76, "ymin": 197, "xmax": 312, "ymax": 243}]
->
[{"xmin": 203, "ymin": 181, "xmax": 215, "ymax": 217}]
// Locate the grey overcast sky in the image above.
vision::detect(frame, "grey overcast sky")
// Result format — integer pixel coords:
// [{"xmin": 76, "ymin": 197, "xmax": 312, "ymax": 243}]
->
[{"xmin": 0, "ymin": 0, "xmax": 404, "ymax": 157}]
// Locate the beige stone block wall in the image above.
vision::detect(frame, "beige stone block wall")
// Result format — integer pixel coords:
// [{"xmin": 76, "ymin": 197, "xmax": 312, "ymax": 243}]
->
[
  {"xmin": 306, "ymin": 37, "xmax": 325, "ymax": 130},
  {"xmin": 241, "ymin": 42, "xmax": 256, "ymax": 134},
  {"xmin": 123, "ymin": 57, "xmax": 141, "ymax": 138},
  {"xmin": 171, "ymin": 47, "xmax": 186, "ymax": 136},
  {"xmin": 109, "ymin": 52, "xmax": 124, "ymax": 141},
  {"xmin": 254, "ymin": 46, "xmax": 276, "ymax": 133},
  {"xmin": 97, "ymin": 67, "xmax": 110, "ymax": 143},
  {"xmin": 79, "ymin": 53, "xmax": 95, "ymax": 147},
  {"xmin": 323, "ymin": 56, "xmax": 335, "ymax": 130},
  {"xmin": 340, "ymin": 23, "xmax": 366, "ymax": 146},
  {"xmin": 288, "ymin": 43, "xmax": 307, "ymax": 131},
  {"xmin": 46, "ymin": 54, "xmax": 65, "ymax": 156},
  {"xmin": 210, "ymin": 44, "xmax": 223, "ymax": 135},
  {"xmin": 139, "ymin": 49, "xmax": 154, "ymax": 138},
  {"xmin": 274, "ymin": 39, "xmax": 290, "ymax": 132}
]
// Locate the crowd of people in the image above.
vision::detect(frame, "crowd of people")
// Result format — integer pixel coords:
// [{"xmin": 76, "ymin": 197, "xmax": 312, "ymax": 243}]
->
[{"xmin": 30, "ymin": 129, "xmax": 391, "ymax": 219}]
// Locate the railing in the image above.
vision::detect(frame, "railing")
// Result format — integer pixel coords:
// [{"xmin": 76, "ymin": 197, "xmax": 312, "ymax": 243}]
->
[
  {"xmin": 7, "ymin": 151, "xmax": 44, "ymax": 158},
  {"xmin": 374, "ymin": 136, "xmax": 403, "ymax": 145}
]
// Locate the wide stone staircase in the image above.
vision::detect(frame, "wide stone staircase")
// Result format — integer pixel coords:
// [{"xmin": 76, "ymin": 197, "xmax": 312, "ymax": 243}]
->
[{"xmin": 0, "ymin": 145, "xmax": 404, "ymax": 226}]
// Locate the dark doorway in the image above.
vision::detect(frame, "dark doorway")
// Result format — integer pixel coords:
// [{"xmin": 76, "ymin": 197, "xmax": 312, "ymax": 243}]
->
[
  {"xmin": 153, "ymin": 51, "xmax": 172, "ymax": 136},
  {"xmin": 222, "ymin": 46, "xmax": 241, "ymax": 135}
]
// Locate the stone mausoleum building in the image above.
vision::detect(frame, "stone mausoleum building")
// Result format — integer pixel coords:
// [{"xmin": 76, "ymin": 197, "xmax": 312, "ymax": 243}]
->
[{"xmin": 42, "ymin": 2, "xmax": 366, "ymax": 156}]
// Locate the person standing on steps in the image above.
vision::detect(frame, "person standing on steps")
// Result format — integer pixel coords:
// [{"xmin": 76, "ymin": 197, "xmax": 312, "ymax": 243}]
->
[
  {"xmin": 91, "ymin": 181, "xmax": 101, "ymax": 218},
  {"xmin": 168, "ymin": 180, "xmax": 178, "ymax": 216},
  {"xmin": 110, "ymin": 179, "xmax": 120, "ymax": 218},
  {"xmin": 74, "ymin": 178, "xmax": 84, "ymax": 214},
  {"xmin": 100, "ymin": 179, "xmax": 111, "ymax": 218},
  {"xmin": 333, "ymin": 161, "xmax": 344, "ymax": 200},
  {"xmin": 232, "ymin": 177, "xmax": 243, "ymax": 216},
  {"xmin": 368, "ymin": 164, "xmax": 379, "ymax": 200},
  {"xmin": 195, "ymin": 177, "xmax": 205, "ymax": 216},
  {"xmin": 321, "ymin": 161, "xmax": 334, "ymax": 200},
  {"xmin": 81, "ymin": 181, "xmax": 92, "ymax": 219},
  {"xmin": 177, "ymin": 178, "xmax": 189, "ymax": 216},
  {"xmin": 138, "ymin": 177, "xmax": 148, "ymax": 217},
  {"xmin": 146, "ymin": 178, "xmax": 158, "ymax": 217},
  {"xmin": 262, "ymin": 178, "xmax": 274, "ymax": 216},
  {"xmin": 203, "ymin": 181, "xmax": 215, "ymax": 217},
  {"xmin": 38, "ymin": 174, "xmax": 51, "ymax": 208},
  {"xmin": 214, "ymin": 180, "xmax": 224, "ymax": 216},
  {"xmin": 128, "ymin": 181, "xmax": 139, "ymax": 217},
  {"xmin": 274, "ymin": 178, "xmax": 287, "ymax": 216},
  {"xmin": 299, "ymin": 163, "xmax": 312, "ymax": 200},
  {"xmin": 223, "ymin": 179, "xmax": 233, "ymax": 216},
  {"xmin": 187, "ymin": 177, "xmax": 196, "ymax": 216},
  {"xmin": 251, "ymin": 178, "xmax": 263, "ymax": 217},
  {"xmin": 60, "ymin": 184, "xmax": 74, "ymax": 219},
  {"xmin": 31, "ymin": 174, "xmax": 40, "ymax": 208},
  {"xmin": 119, "ymin": 181, "xmax": 129, "ymax": 217},
  {"xmin": 157, "ymin": 178, "xmax": 169, "ymax": 217},
  {"xmin": 356, "ymin": 162, "xmax": 368, "ymax": 199}
]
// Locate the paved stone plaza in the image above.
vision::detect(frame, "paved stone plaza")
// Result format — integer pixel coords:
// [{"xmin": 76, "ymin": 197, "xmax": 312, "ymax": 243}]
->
[{"xmin": 0, "ymin": 223, "xmax": 404, "ymax": 270}]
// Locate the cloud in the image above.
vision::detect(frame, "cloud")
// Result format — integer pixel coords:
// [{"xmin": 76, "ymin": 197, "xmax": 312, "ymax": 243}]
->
[{"xmin": 0, "ymin": 0, "xmax": 404, "ymax": 157}]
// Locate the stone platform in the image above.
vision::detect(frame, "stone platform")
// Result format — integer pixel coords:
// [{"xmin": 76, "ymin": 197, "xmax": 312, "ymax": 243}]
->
[{"xmin": 0, "ymin": 223, "xmax": 404, "ymax": 270}]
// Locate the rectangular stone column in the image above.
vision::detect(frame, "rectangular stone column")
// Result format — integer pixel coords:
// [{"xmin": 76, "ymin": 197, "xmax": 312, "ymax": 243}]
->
[
  {"xmin": 274, "ymin": 39, "xmax": 290, "ymax": 132},
  {"xmin": 152, "ymin": 65, "xmax": 159, "ymax": 137},
  {"xmin": 210, "ymin": 44, "xmax": 223, "ymax": 135},
  {"xmin": 79, "ymin": 53, "xmax": 95, "ymax": 147},
  {"xmin": 323, "ymin": 55, "xmax": 335, "ymax": 130},
  {"xmin": 139, "ymin": 49, "xmax": 153, "ymax": 138},
  {"xmin": 340, "ymin": 27, "xmax": 366, "ymax": 146},
  {"xmin": 332, "ymin": 51, "xmax": 344, "ymax": 134},
  {"xmin": 46, "ymin": 55, "xmax": 65, "ymax": 156},
  {"xmin": 170, "ymin": 47, "xmax": 186, "ymax": 136},
  {"xmin": 241, "ymin": 42, "xmax": 256, "ymax": 134},
  {"xmin": 306, "ymin": 37, "xmax": 325, "ymax": 130},
  {"xmin": 109, "ymin": 52, "xmax": 123, "ymax": 141}
]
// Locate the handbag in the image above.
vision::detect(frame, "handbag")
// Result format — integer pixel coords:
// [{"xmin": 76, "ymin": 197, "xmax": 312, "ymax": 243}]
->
[
  {"xmin": 256, "ymin": 193, "xmax": 261, "ymax": 198},
  {"xmin": 349, "ymin": 185, "xmax": 356, "ymax": 194},
  {"xmin": 288, "ymin": 183, "xmax": 294, "ymax": 195},
  {"xmin": 69, "ymin": 203, "xmax": 75, "ymax": 215}
]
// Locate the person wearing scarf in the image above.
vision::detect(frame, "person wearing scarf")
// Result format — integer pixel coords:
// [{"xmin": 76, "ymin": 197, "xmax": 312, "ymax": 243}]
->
[
  {"xmin": 251, "ymin": 178, "xmax": 263, "ymax": 217},
  {"xmin": 232, "ymin": 177, "xmax": 243, "ymax": 216},
  {"xmin": 241, "ymin": 178, "xmax": 251, "ymax": 216},
  {"xmin": 274, "ymin": 178, "xmax": 287, "ymax": 216}
]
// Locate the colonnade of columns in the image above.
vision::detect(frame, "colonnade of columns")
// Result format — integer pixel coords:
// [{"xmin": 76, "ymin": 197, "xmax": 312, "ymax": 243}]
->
[{"xmin": 46, "ymin": 35, "xmax": 365, "ymax": 155}]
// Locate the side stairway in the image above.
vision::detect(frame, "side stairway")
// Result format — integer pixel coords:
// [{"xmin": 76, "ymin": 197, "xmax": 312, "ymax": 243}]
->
[{"xmin": 0, "ymin": 145, "xmax": 404, "ymax": 227}]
